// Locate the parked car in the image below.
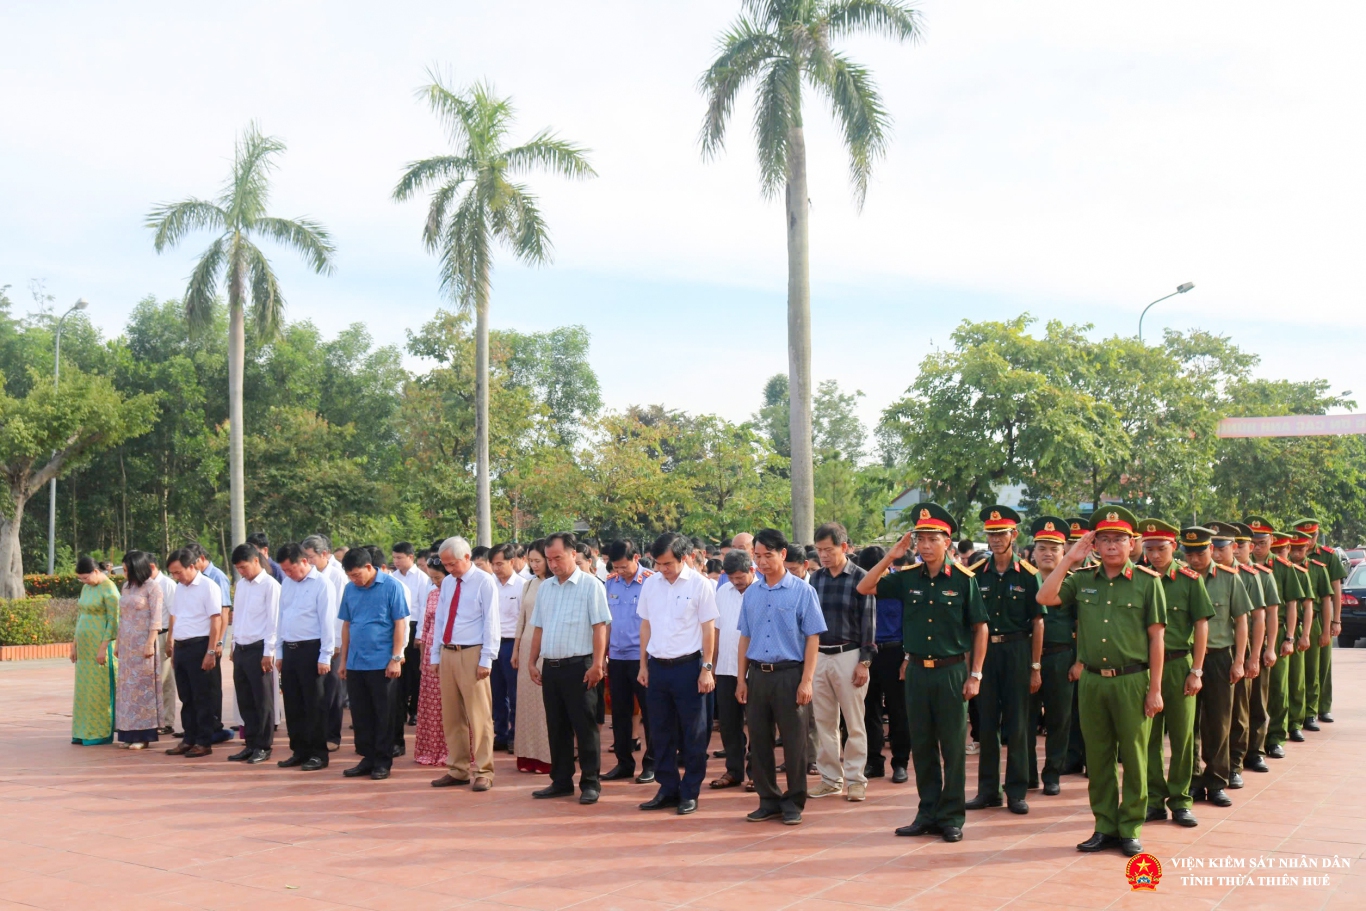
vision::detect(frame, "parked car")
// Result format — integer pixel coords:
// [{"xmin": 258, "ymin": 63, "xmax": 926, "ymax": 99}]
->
[
  {"xmin": 1342, "ymin": 548, "xmax": 1365, "ymax": 568},
  {"xmin": 1340, "ymin": 563, "xmax": 1366, "ymax": 647}
]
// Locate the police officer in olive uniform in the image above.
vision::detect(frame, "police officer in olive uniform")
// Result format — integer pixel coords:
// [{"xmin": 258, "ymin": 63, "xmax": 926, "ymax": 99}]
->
[
  {"xmin": 1061, "ymin": 517, "xmax": 1091, "ymax": 775},
  {"xmin": 1287, "ymin": 519, "xmax": 1330, "ymax": 739},
  {"xmin": 1261, "ymin": 525, "xmax": 1307, "ymax": 757},
  {"xmin": 965, "ymin": 505, "xmax": 1043, "ymax": 815},
  {"xmin": 1027, "ymin": 516, "xmax": 1074, "ymax": 796},
  {"xmin": 1309, "ymin": 523, "xmax": 1347, "ymax": 723},
  {"xmin": 1038, "ymin": 506, "xmax": 1167, "ymax": 857},
  {"xmin": 1235, "ymin": 520, "xmax": 1281, "ymax": 774},
  {"xmin": 1188, "ymin": 524, "xmax": 1252, "ymax": 807},
  {"xmin": 1228, "ymin": 522, "xmax": 1275, "ymax": 785},
  {"xmin": 858, "ymin": 503, "xmax": 988, "ymax": 844},
  {"xmin": 1295, "ymin": 518, "xmax": 1346, "ymax": 728},
  {"xmin": 1140, "ymin": 520, "xmax": 1213, "ymax": 828}
]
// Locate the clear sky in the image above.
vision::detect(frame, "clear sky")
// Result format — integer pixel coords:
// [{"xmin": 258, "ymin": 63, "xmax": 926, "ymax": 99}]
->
[{"xmin": 2, "ymin": 1, "xmax": 1361, "ymax": 435}]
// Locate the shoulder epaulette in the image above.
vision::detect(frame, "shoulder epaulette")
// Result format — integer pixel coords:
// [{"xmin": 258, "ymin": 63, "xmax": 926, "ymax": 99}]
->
[
  {"xmin": 605, "ymin": 572, "xmax": 621, "ymax": 582},
  {"xmin": 1293, "ymin": 563, "xmax": 1309, "ymax": 574},
  {"xmin": 1179, "ymin": 566, "xmax": 1201, "ymax": 579},
  {"xmin": 953, "ymin": 561, "xmax": 976, "ymax": 577},
  {"xmin": 967, "ymin": 558, "xmax": 988, "ymax": 574},
  {"xmin": 1019, "ymin": 559, "xmax": 1039, "ymax": 575},
  {"xmin": 1310, "ymin": 559, "xmax": 1326, "ymax": 568},
  {"xmin": 1135, "ymin": 564, "xmax": 1160, "ymax": 576},
  {"xmin": 1255, "ymin": 563, "xmax": 1273, "ymax": 574},
  {"xmin": 1239, "ymin": 564, "xmax": 1258, "ymax": 574},
  {"xmin": 1274, "ymin": 554, "xmax": 1293, "ymax": 567}
]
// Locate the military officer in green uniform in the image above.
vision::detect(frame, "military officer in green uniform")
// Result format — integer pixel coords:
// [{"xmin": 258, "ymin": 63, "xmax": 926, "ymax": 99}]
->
[
  {"xmin": 1229, "ymin": 522, "xmax": 1277, "ymax": 781},
  {"xmin": 1261, "ymin": 526, "xmax": 1307, "ymax": 756},
  {"xmin": 1288, "ymin": 519, "xmax": 1331, "ymax": 737},
  {"xmin": 965, "ymin": 505, "xmax": 1042, "ymax": 815},
  {"xmin": 1296, "ymin": 518, "xmax": 1347, "ymax": 727},
  {"xmin": 1027, "ymin": 516, "xmax": 1073, "ymax": 796},
  {"xmin": 1061, "ymin": 516, "xmax": 1092, "ymax": 774},
  {"xmin": 1140, "ymin": 520, "xmax": 1213, "ymax": 828},
  {"xmin": 1038, "ymin": 506, "xmax": 1167, "ymax": 857},
  {"xmin": 858, "ymin": 503, "xmax": 988, "ymax": 843},
  {"xmin": 1211, "ymin": 521, "xmax": 1266, "ymax": 792},
  {"xmin": 1188, "ymin": 523, "xmax": 1251, "ymax": 807}
]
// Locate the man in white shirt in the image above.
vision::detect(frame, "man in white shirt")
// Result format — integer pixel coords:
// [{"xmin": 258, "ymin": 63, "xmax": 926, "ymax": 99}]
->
[
  {"xmin": 275, "ymin": 543, "xmax": 339, "ymax": 771},
  {"xmin": 513, "ymin": 544, "xmax": 534, "ymax": 581},
  {"xmin": 228, "ymin": 543, "xmax": 281, "ymax": 764},
  {"xmin": 164, "ymin": 547, "xmax": 224, "ymax": 757},
  {"xmin": 711, "ymin": 550, "xmax": 755, "ymax": 790},
  {"xmin": 489, "ymin": 543, "xmax": 526, "ymax": 752},
  {"xmin": 428, "ymin": 536, "xmax": 501, "ymax": 791},
  {"xmin": 302, "ymin": 533, "xmax": 348, "ymax": 751},
  {"xmin": 636, "ymin": 532, "xmax": 719, "ymax": 816},
  {"xmin": 392, "ymin": 542, "xmax": 432, "ymax": 726},
  {"xmin": 149, "ymin": 556, "xmax": 179, "ymax": 733}
]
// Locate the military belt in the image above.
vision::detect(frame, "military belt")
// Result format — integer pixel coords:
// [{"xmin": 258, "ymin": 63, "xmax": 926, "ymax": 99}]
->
[
  {"xmin": 1084, "ymin": 662, "xmax": 1148, "ymax": 678},
  {"xmin": 1164, "ymin": 649, "xmax": 1190, "ymax": 660},
  {"xmin": 906, "ymin": 653, "xmax": 966, "ymax": 669},
  {"xmin": 1040, "ymin": 643, "xmax": 1074, "ymax": 656},
  {"xmin": 989, "ymin": 631, "xmax": 1030, "ymax": 644}
]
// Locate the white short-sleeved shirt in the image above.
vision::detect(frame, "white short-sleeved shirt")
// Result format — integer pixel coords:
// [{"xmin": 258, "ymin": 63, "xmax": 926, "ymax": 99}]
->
[
  {"xmin": 394, "ymin": 566, "xmax": 432, "ymax": 637},
  {"xmin": 636, "ymin": 565, "xmax": 720, "ymax": 660},
  {"xmin": 714, "ymin": 581, "xmax": 746, "ymax": 677},
  {"xmin": 170, "ymin": 572, "xmax": 223, "ymax": 640},
  {"xmin": 495, "ymin": 573, "xmax": 526, "ymax": 636}
]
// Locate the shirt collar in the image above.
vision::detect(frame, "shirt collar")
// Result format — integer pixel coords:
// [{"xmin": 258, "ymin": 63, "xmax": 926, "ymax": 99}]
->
[{"xmin": 758, "ymin": 570, "xmax": 794, "ymax": 590}]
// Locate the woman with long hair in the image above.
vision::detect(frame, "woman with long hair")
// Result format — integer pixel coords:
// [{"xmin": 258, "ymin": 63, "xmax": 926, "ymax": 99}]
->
[
  {"xmin": 114, "ymin": 550, "xmax": 163, "ymax": 749},
  {"xmin": 511, "ymin": 539, "xmax": 552, "ymax": 773},
  {"xmin": 70, "ymin": 555, "xmax": 120, "ymax": 745},
  {"xmin": 413, "ymin": 553, "xmax": 449, "ymax": 766}
]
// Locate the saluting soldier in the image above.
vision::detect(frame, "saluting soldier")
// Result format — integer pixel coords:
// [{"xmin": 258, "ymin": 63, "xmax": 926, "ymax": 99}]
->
[
  {"xmin": 1228, "ymin": 522, "xmax": 1274, "ymax": 785},
  {"xmin": 1037, "ymin": 506, "xmax": 1166, "ymax": 857},
  {"xmin": 1261, "ymin": 525, "xmax": 1307, "ymax": 757},
  {"xmin": 1287, "ymin": 519, "xmax": 1331, "ymax": 738},
  {"xmin": 1061, "ymin": 517, "xmax": 1091, "ymax": 775},
  {"xmin": 1140, "ymin": 520, "xmax": 1213, "ymax": 828},
  {"xmin": 858, "ymin": 503, "xmax": 988, "ymax": 844},
  {"xmin": 965, "ymin": 505, "xmax": 1042, "ymax": 815},
  {"xmin": 1188, "ymin": 523, "xmax": 1251, "ymax": 807},
  {"xmin": 1026, "ymin": 516, "xmax": 1075, "ymax": 796},
  {"xmin": 1296, "ymin": 518, "xmax": 1346, "ymax": 728}
]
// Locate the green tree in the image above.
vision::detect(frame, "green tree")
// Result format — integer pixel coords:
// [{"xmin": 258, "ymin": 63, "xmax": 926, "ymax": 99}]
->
[
  {"xmin": 146, "ymin": 123, "xmax": 336, "ymax": 552},
  {"xmin": 394, "ymin": 76, "xmax": 595, "ymax": 546},
  {"xmin": 700, "ymin": 0, "xmax": 921, "ymax": 542}
]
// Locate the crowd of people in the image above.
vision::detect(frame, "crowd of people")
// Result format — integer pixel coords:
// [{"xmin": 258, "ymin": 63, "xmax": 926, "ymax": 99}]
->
[{"xmin": 64, "ymin": 506, "xmax": 1348, "ymax": 854}]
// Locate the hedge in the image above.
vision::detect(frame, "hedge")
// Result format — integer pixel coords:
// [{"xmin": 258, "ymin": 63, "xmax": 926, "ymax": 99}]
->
[
  {"xmin": 23, "ymin": 573, "xmax": 84, "ymax": 599},
  {"xmin": 0, "ymin": 596, "xmax": 56, "ymax": 646}
]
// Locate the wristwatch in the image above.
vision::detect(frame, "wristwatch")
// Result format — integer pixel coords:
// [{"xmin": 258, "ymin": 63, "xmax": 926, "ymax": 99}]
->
[
  {"xmin": 1191, "ymin": 668, "xmax": 1203, "ymax": 677},
  {"xmin": 859, "ymin": 659, "xmax": 872, "ymax": 668},
  {"xmin": 390, "ymin": 654, "xmax": 403, "ymax": 663},
  {"xmin": 1029, "ymin": 662, "xmax": 1041, "ymax": 670},
  {"xmin": 969, "ymin": 670, "xmax": 983, "ymax": 680},
  {"xmin": 701, "ymin": 662, "xmax": 714, "ymax": 671}
]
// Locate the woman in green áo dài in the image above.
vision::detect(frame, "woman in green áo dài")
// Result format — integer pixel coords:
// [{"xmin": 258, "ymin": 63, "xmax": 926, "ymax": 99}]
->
[{"xmin": 70, "ymin": 555, "xmax": 120, "ymax": 745}]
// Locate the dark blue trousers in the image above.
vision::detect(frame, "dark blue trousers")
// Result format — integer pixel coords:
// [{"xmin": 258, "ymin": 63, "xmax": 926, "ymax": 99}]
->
[
  {"xmin": 492, "ymin": 637, "xmax": 518, "ymax": 743},
  {"xmin": 647, "ymin": 655, "xmax": 708, "ymax": 802}
]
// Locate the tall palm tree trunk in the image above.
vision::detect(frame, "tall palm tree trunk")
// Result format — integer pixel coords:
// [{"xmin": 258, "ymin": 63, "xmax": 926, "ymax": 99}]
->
[
  {"xmin": 474, "ymin": 253, "xmax": 492, "ymax": 547},
  {"xmin": 227, "ymin": 279, "xmax": 247, "ymax": 552},
  {"xmin": 785, "ymin": 125, "xmax": 815, "ymax": 543}
]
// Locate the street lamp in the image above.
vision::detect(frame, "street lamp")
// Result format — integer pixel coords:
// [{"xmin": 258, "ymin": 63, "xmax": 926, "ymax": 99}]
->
[
  {"xmin": 49, "ymin": 298, "xmax": 89, "ymax": 574},
  {"xmin": 1138, "ymin": 282, "xmax": 1194, "ymax": 342}
]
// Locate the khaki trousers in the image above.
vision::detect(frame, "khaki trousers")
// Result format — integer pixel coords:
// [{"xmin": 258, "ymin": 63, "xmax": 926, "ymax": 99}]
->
[
  {"xmin": 812, "ymin": 648, "xmax": 869, "ymax": 788},
  {"xmin": 157, "ymin": 630, "xmax": 177, "ymax": 728},
  {"xmin": 439, "ymin": 646, "xmax": 495, "ymax": 780}
]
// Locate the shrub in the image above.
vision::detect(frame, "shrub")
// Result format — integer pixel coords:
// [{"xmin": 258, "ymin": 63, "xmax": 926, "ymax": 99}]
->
[
  {"xmin": 0, "ymin": 596, "xmax": 54, "ymax": 646},
  {"xmin": 23, "ymin": 573, "xmax": 84, "ymax": 599}
]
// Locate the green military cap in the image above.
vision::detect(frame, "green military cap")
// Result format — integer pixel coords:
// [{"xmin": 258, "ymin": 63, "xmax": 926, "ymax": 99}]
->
[
  {"xmin": 1089, "ymin": 505, "xmax": 1138, "ymax": 535},
  {"xmin": 910, "ymin": 502, "xmax": 958, "ymax": 537},
  {"xmin": 1030, "ymin": 515, "xmax": 1069, "ymax": 543},
  {"xmin": 1291, "ymin": 517, "xmax": 1320, "ymax": 534},
  {"xmin": 1065, "ymin": 517, "xmax": 1089, "ymax": 541},
  {"xmin": 1180, "ymin": 526, "xmax": 1214, "ymax": 550},
  {"xmin": 1243, "ymin": 515, "xmax": 1276, "ymax": 537},
  {"xmin": 979, "ymin": 504, "xmax": 1022, "ymax": 532},
  {"xmin": 1138, "ymin": 518, "xmax": 1178, "ymax": 542},
  {"xmin": 1231, "ymin": 522, "xmax": 1254, "ymax": 542},
  {"xmin": 1205, "ymin": 521, "xmax": 1239, "ymax": 545}
]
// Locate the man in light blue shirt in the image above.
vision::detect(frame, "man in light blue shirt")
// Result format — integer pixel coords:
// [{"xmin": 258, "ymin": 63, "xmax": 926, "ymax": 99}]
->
[
  {"xmin": 603, "ymin": 540, "xmax": 655, "ymax": 783},
  {"xmin": 274, "ymin": 543, "xmax": 338, "ymax": 772},
  {"xmin": 736, "ymin": 528, "xmax": 826, "ymax": 825},
  {"xmin": 338, "ymin": 548, "xmax": 410, "ymax": 780}
]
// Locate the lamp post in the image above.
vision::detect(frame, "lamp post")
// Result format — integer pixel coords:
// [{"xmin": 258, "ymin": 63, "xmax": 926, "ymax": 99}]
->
[
  {"xmin": 1138, "ymin": 282, "xmax": 1195, "ymax": 342},
  {"xmin": 49, "ymin": 298, "xmax": 89, "ymax": 574}
]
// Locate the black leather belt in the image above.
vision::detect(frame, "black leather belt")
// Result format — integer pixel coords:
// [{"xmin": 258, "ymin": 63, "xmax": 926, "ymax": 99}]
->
[
  {"xmin": 1085, "ymin": 662, "xmax": 1148, "ymax": 677},
  {"xmin": 442, "ymin": 643, "xmax": 481, "ymax": 652},
  {"xmin": 649, "ymin": 651, "xmax": 701, "ymax": 666},
  {"xmin": 906, "ymin": 654, "xmax": 966, "ymax": 669},
  {"xmin": 174, "ymin": 636, "xmax": 208, "ymax": 645},
  {"xmin": 543, "ymin": 655, "xmax": 590, "ymax": 668},
  {"xmin": 1165, "ymin": 649, "xmax": 1190, "ymax": 660},
  {"xmin": 1041, "ymin": 643, "xmax": 1074, "ymax": 656},
  {"xmin": 875, "ymin": 641, "xmax": 902, "ymax": 649},
  {"xmin": 818, "ymin": 642, "xmax": 861, "ymax": 655},
  {"xmin": 989, "ymin": 631, "xmax": 1030, "ymax": 644},
  {"xmin": 284, "ymin": 639, "xmax": 319, "ymax": 650},
  {"xmin": 754, "ymin": 660, "xmax": 802, "ymax": 673}
]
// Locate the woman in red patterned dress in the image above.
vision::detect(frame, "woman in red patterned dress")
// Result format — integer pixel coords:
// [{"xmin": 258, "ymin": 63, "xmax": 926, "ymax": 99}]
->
[{"xmin": 413, "ymin": 554, "xmax": 448, "ymax": 766}]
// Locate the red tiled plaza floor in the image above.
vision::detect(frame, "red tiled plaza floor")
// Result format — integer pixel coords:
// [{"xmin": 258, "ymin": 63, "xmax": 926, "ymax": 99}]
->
[{"xmin": 1, "ymin": 653, "xmax": 1363, "ymax": 910}]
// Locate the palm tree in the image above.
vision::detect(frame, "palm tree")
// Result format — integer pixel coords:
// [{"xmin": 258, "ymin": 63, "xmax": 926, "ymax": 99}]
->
[
  {"xmin": 394, "ymin": 76, "xmax": 595, "ymax": 546},
  {"xmin": 700, "ymin": 0, "xmax": 921, "ymax": 541},
  {"xmin": 147, "ymin": 123, "xmax": 335, "ymax": 551}
]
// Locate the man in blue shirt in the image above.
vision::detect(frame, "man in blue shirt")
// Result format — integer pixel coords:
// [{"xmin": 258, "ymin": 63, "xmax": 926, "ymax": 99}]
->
[
  {"xmin": 603, "ymin": 540, "xmax": 656, "ymax": 784},
  {"xmin": 735, "ymin": 528, "xmax": 827, "ymax": 826},
  {"xmin": 337, "ymin": 547, "xmax": 410, "ymax": 780}
]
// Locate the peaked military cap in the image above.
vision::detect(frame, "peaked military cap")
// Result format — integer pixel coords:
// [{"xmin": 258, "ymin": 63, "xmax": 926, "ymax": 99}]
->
[
  {"xmin": 1288, "ymin": 518, "xmax": 1319, "ymax": 545},
  {"xmin": 911, "ymin": 502, "xmax": 957, "ymax": 537},
  {"xmin": 1180, "ymin": 526, "xmax": 1214, "ymax": 549},
  {"xmin": 1090, "ymin": 505, "xmax": 1138, "ymax": 535},
  {"xmin": 1231, "ymin": 522, "xmax": 1254, "ymax": 542},
  {"xmin": 1243, "ymin": 515, "xmax": 1276, "ymax": 537},
  {"xmin": 1065, "ymin": 517, "xmax": 1089, "ymax": 541},
  {"xmin": 1030, "ymin": 515, "xmax": 1068, "ymax": 544},
  {"xmin": 980, "ymin": 505, "xmax": 1021, "ymax": 532},
  {"xmin": 1138, "ymin": 518, "xmax": 1178, "ymax": 542}
]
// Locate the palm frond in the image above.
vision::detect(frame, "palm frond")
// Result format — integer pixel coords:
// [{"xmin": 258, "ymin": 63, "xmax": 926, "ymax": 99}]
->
[
  {"xmin": 741, "ymin": 0, "xmax": 784, "ymax": 29},
  {"xmin": 808, "ymin": 50, "xmax": 888, "ymax": 207},
  {"xmin": 753, "ymin": 56, "xmax": 803, "ymax": 197},
  {"xmin": 825, "ymin": 0, "xmax": 923, "ymax": 42},
  {"xmin": 503, "ymin": 132, "xmax": 595, "ymax": 179},
  {"xmin": 253, "ymin": 216, "xmax": 337, "ymax": 275},
  {"xmin": 183, "ymin": 235, "xmax": 226, "ymax": 333},
  {"xmin": 146, "ymin": 198, "xmax": 227, "ymax": 252},
  {"xmin": 699, "ymin": 17, "xmax": 779, "ymax": 159},
  {"xmin": 393, "ymin": 155, "xmax": 472, "ymax": 202},
  {"xmin": 437, "ymin": 197, "xmax": 485, "ymax": 310},
  {"xmin": 245, "ymin": 241, "xmax": 285, "ymax": 339},
  {"xmin": 491, "ymin": 181, "xmax": 551, "ymax": 266},
  {"xmin": 422, "ymin": 179, "xmax": 463, "ymax": 252},
  {"xmin": 224, "ymin": 122, "xmax": 286, "ymax": 227}
]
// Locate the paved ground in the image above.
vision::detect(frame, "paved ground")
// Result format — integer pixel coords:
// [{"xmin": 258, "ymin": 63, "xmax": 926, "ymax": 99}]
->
[{"xmin": 1, "ymin": 653, "xmax": 1362, "ymax": 911}]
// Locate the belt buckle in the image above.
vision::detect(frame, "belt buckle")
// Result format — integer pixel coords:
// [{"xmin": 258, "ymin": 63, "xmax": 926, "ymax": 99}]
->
[
  {"xmin": 922, "ymin": 659, "xmax": 935, "ymax": 668},
  {"xmin": 759, "ymin": 662, "xmax": 774, "ymax": 672},
  {"xmin": 1101, "ymin": 668, "xmax": 1116, "ymax": 678},
  {"xmin": 990, "ymin": 634, "xmax": 1003, "ymax": 644}
]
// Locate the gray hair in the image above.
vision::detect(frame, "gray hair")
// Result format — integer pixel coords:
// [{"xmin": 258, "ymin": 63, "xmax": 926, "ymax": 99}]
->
[
  {"xmin": 439, "ymin": 536, "xmax": 472, "ymax": 559},
  {"xmin": 722, "ymin": 550, "xmax": 753, "ymax": 575},
  {"xmin": 301, "ymin": 534, "xmax": 332, "ymax": 556}
]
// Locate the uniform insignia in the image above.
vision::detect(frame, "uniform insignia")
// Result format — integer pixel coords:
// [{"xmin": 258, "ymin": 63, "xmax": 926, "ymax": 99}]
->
[
  {"xmin": 1293, "ymin": 563, "xmax": 1309, "ymax": 574},
  {"xmin": 990, "ymin": 510, "xmax": 1001, "ymax": 521},
  {"xmin": 1019, "ymin": 559, "xmax": 1038, "ymax": 575},
  {"xmin": 967, "ymin": 558, "xmax": 987, "ymax": 574},
  {"xmin": 1082, "ymin": 588, "xmax": 1098, "ymax": 595},
  {"xmin": 1123, "ymin": 567, "xmax": 1133, "ymax": 579},
  {"xmin": 1045, "ymin": 521, "xmax": 1056, "ymax": 532},
  {"xmin": 1274, "ymin": 554, "xmax": 1293, "ymax": 567},
  {"xmin": 952, "ymin": 562, "xmax": 974, "ymax": 577},
  {"xmin": 1185, "ymin": 531, "xmax": 1198, "ymax": 542},
  {"xmin": 942, "ymin": 590, "xmax": 959, "ymax": 597},
  {"xmin": 1178, "ymin": 566, "xmax": 1200, "ymax": 579},
  {"xmin": 919, "ymin": 508, "xmax": 930, "ymax": 520},
  {"xmin": 1146, "ymin": 523, "xmax": 1156, "ymax": 532},
  {"xmin": 1135, "ymin": 564, "xmax": 1160, "ymax": 576},
  {"xmin": 1239, "ymin": 564, "xmax": 1257, "ymax": 573},
  {"xmin": 1256, "ymin": 563, "xmax": 1273, "ymax": 574},
  {"xmin": 1310, "ymin": 559, "xmax": 1326, "ymax": 568}
]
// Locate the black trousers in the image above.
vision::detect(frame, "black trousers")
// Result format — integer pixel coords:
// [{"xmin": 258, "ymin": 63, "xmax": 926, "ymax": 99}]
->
[
  {"xmin": 281, "ymin": 639, "xmax": 327, "ymax": 761},
  {"xmin": 347, "ymin": 669, "xmax": 396, "ymax": 770},
  {"xmin": 324, "ymin": 650, "xmax": 343, "ymax": 745},
  {"xmin": 402, "ymin": 621, "xmax": 421, "ymax": 717},
  {"xmin": 864, "ymin": 642, "xmax": 911, "ymax": 770},
  {"xmin": 172, "ymin": 637, "xmax": 220, "ymax": 747},
  {"xmin": 232, "ymin": 640, "xmax": 274, "ymax": 751},
  {"xmin": 541, "ymin": 656, "xmax": 601, "ymax": 792},
  {"xmin": 715, "ymin": 674, "xmax": 748, "ymax": 780},
  {"xmin": 745, "ymin": 664, "xmax": 811, "ymax": 812},
  {"xmin": 646, "ymin": 655, "xmax": 709, "ymax": 802},
  {"xmin": 390, "ymin": 662, "xmax": 408, "ymax": 754},
  {"xmin": 607, "ymin": 657, "xmax": 653, "ymax": 773}
]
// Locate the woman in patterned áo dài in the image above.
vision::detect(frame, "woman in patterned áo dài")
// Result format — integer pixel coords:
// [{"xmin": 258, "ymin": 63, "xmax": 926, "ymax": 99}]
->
[
  {"xmin": 413, "ymin": 554, "xmax": 449, "ymax": 766},
  {"xmin": 114, "ymin": 551, "xmax": 163, "ymax": 749},
  {"xmin": 512, "ymin": 539, "xmax": 552, "ymax": 773},
  {"xmin": 70, "ymin": 555, "xmax": 120, "ymax": 745}
]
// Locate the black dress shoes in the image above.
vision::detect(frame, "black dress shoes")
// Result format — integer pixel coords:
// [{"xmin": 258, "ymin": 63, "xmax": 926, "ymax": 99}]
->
[
  {"xmin": 343, "ymin": 762, "xmax": 374, "ymax": 778},
  {"xmin": 1228, "ymin": 771, "xmax": 1244, "ymax": 789},
  {"xmin": 635, "ymin": 769, "xmax": 656, "ymax": 784},
  {"xmin": 1190, "ymin": 785, "xmax": 1207, "ymax": 802},
  {"xmin": 601, "ymin": 765, "xmax": 635, "ymax": 781},
  {"xmin": 1267, "ymin": 743, "xmax": 1286, "ymax": 758},
  {"xmin": 493, "ymin": 739, "xmax": 509, "ymax": 751},
  {"xmin": 865, "ymin": 764, "xmax": 885, "ymax": 779},
  {"xmin": 1245, "ymin": 756, "xmax": 1270, "ymax": 773},
  {"xmin": 278, "ymin": 753, "xmax": 305, "ymax": 768},
  {"xmin": 639, "ymin": 792, "xmax": 681, "ymax": 811},
  {"xmin": 532, "ymin": 785, "xmax": 575, "ymax": 799},
  {"xmin": 891, "ymin": 766, "xmax": 909, "ymax": 784},
  {"xmin": 370, "ymin": 767, "xmax": 390, "ymax": 780},
  {"xmin": 965, "ymin": 792, "xmax": 1003, "ymax": 810},
  {"xmin": 246, "ymin": 749, "xmax": 273, "ymax": 764},
  {"xmin": 579, "ymin": 788, "xmax": 600, "ymax": 805},
  {"xmin": 1042, "ymin": 782, "xmax": 1061, "ymax": 796},
  {"xmin": 407, "ymin": 713, "xmax": 418, "ymax": 727},
  {"xmin": 1208, "ymin": 789, "xmax": 1233, "ymax": 807},
  {"xmin": 1303, "ymin": 718, "xmax": 1320, "ymax": 732},
  {"xmin": 300, "ymin": 756, "xmax": 326, "ymax": 771},
  {"xmin": 781, "ymin": 808, "xmax": 802, "ymax": 825},
  {"xmin": 227, "ymin": 748, "xmax": 253, "ymax": 762},
  {"xmin": 894, "ymin": 820, "xmax": 942, "ymax": 837},
  {"xmin": 390, "ymin": 745, "xmax": 406, "ymax": 757},
  {"xmin": 677, "ymin": 799, "xmax": 698, "ymax": 815},
  {"xmin": 1077, "ymin": 832, "xmax": 1120, "ymax": 852},
  {"xmin": 1172, "ymin": 808, "xmax": 1198, "ymax": 827},
  {"xmin": 746, "ymin": 807, "xmax": 783, "ymax": 822},
  {"xmin": 941, "ymin": 826, "xmax": 963, "ymax": 843},
  {"xmin": 1320, "ymin": 712, "xmax": 1334, "ymax": 723},
  {"xmin": 1289, "ymin": 729, "xmax": 1305, "ymax": 742},
  {"xmin": 1145, "ymin": 806, "xmax": 1167, "ymax": 822},
  {"xmin": 1007, "ymin": 798, "xmax": 1029, "ymax": 815},
  {"xmin": 1119, "ymin": 838, "xmax": 1143, "ymax": 857}
]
